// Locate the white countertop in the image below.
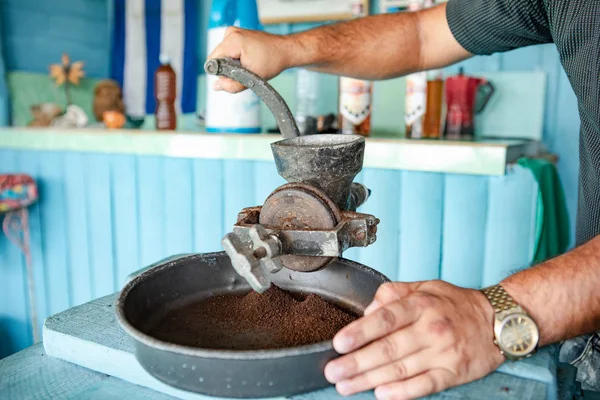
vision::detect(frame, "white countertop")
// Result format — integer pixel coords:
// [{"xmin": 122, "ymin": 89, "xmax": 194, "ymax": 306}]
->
[{"xmin": 0, "ymin": 128, "xmax": 540, "ymax": 175}]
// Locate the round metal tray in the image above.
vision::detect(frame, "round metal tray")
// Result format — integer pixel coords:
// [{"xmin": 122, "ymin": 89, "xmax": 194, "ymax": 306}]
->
[{"xmin": 116, "ymin": 252, "xmax": 388, "ymax": 398}]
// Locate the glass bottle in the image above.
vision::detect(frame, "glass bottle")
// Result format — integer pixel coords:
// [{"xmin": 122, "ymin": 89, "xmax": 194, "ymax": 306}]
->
[
  {"xmin": 423, "ymin": 69, "xmax": 444, "ymax": 138},
  {"xmin": 338, "ymin": 1, "xmax": 373, "ymax": 136},
  {"xmin": 155, "ymin": 54, "xmax": 177, "ymax": 130}
]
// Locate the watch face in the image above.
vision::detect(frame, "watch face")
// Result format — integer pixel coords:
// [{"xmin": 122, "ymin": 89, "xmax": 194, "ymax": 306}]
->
[{"xmin": 498, "ymin": 314, "xmax": 540, "ymax": 358}]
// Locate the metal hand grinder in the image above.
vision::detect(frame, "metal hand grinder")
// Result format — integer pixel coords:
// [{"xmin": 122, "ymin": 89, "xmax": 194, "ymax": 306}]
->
[{"xmin": 205, "ymin": 58, "xmax": 380, "ymax": 293}]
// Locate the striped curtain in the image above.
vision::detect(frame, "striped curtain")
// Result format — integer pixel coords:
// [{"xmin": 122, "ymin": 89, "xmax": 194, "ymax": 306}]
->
[{"xmin": 111, "ymin": 0, "xmax": 197, "ymax": 117}]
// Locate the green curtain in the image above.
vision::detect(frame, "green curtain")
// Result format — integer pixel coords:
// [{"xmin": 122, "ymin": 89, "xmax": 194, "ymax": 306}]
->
[{"xmin": 518, "ymin": 157, "xmax": 571, "ymax": 264}]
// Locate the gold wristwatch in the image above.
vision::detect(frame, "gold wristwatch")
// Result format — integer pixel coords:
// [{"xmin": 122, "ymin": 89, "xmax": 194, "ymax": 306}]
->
[{"xmin": 480, "ymin": 285, "xmax": 540, "ymax": 361}]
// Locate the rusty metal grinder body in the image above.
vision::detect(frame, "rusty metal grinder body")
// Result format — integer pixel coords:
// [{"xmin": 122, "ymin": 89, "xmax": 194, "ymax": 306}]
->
[{"xmin": 205, "ymin": 58, "xmax": 380, "ymax": 293}]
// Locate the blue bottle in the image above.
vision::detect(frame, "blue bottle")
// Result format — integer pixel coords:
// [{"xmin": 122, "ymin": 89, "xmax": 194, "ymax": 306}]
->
[{"xmin": 205, "ymin": 0, "xmax": 262, "ymax": 133}]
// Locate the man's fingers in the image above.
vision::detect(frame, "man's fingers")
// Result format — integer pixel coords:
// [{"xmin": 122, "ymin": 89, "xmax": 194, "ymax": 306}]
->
[
  {"xmin": 326, "ymin": 327, "xmax": 425, "ymax": 384},
  {"xmin": 207, "ymin": 45, "xmax": 242, "ymax": 63},
  {"xmin": 224, "ymin": 26, "xmax": 241, "ymax": 37},
  {"xmin": 206, "ymin": 35, "xmax": 246, "ymax": 93},
  {"xmin": 333, "ymin": 300, "xmax": 418, "ymax": 354},
  {"xmin": 206, "ymin": 33, "xmax": 243, "ymax": 64},
  {"xmin": 364, "ymin": 282, "xmax": 421, "ymax": 315},
  {"xmin": 374, "ymin": 370, "xmax": 453, "ymax": 400},
  {"xmin": 334, "ymin": 350, "xmax": 434, "ymax": 396},
  {"xmin": 213, "ymin": 77, "xmax": 246, "ymax": 94}
]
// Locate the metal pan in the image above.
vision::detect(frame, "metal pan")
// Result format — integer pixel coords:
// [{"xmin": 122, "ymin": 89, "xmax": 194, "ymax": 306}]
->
[{"xmin": 116, "ymin": 252, "xmax": 389, "ymax": 398}]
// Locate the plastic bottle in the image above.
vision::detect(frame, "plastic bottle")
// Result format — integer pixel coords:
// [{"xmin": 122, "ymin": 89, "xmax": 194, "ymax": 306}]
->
[
  {"xmin": 295, "ymin": 69, "xmax": 319, "ymax": 135},
  {"xmin": 338, "ymin": 1, "xmax": 373, "ymax": 137},
  {"xmin": 422, "ymin": 0, "xmax": 443, "ymax": 139},
  {"xmin": 205, "ymin": 0, "xmax": 262, "ymax": 134},
  {"xmin": 423, "ymin": 69, "xmax": 444, "ymax": 138},
  {"xmin": 155, "ymin": 54, "xmax": 177, "ymax": 130}
]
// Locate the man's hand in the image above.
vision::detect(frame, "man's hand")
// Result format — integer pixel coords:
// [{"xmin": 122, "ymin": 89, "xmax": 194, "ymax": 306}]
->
[
  {"xmin": 207, "ymin": 27, "xmax": 293, "ymax": 94},
  {"xmin": 324, "ymin": 281, "xmax": 505, "ymax": 399}
]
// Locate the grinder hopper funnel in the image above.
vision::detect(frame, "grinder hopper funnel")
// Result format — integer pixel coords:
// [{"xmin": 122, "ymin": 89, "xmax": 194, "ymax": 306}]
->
[{"xmin": 270, "ymin": 134, "xmax": 365, "ymax": 210}]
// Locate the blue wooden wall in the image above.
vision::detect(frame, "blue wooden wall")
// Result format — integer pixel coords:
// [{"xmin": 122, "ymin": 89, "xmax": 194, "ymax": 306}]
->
[
  {"xmin": 0, "ymin": 0, "xmax": 112, "ymax": 78},
  {"xmin": 0, "ymin": 148, "xmax": 539, "ymax": 358}
]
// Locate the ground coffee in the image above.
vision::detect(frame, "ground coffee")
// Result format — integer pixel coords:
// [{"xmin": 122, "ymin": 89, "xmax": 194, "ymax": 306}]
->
[{"xmin": 148, "ymin": 285, "xmax": 357, "ymax": 350}]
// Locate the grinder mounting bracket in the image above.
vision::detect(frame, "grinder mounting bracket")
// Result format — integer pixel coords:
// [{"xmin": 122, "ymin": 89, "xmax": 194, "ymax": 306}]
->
[{"xmin": 221, "ymin": 183, "xmax": 379, "ymax": 294}]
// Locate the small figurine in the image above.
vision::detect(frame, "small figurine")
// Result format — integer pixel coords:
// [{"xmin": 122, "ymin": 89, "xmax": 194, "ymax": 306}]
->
[
  {"xmin": 49, "ymin": 53, "xmax": 85, "ymax": 106},
  {"xmin": 50, "ymin": 104, "xmax": 89, "ymax": 128},
  {"xmin": 93, "ymin": 79, "xmax": 125, "ymax": 122},
  {"xmin": 27, "ymin": 103, "xmax": 62, "ymax": 127},
  {"xmin": 102, "ymin": 110, "xmax": 126, "ymax": 129}
]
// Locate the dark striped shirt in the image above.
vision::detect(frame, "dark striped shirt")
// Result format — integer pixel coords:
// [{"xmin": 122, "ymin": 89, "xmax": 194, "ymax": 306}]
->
[{"xmin": 446, "ymin": 0, "xmax": 600, "ymax": 246}]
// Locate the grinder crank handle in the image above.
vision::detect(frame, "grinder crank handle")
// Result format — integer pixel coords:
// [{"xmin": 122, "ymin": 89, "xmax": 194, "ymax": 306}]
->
[{"xmin": 204, "ymin": 58, "xmax": 300, "ymax": 139}]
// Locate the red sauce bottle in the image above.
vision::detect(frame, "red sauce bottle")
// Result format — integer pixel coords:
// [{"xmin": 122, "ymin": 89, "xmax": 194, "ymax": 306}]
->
[{"xmin": 155, "ymin": 54, "xmax": 177, "ymax": 130}]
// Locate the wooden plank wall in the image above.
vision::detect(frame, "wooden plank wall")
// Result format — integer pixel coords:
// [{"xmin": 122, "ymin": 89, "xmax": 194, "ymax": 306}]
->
[{"xmin": 0, "ymin": 149, "xmax": 538, "ymax": 358}]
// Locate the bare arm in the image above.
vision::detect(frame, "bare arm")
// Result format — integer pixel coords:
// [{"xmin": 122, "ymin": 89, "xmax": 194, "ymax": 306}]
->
[
  {"xmin": 289, "ymin": 3, "xmax": 471, "ymax": 79},
  {"xmin": 503, "ymin": 235, "xmax": 600, "ymax": 346},
  {"xmin": 208, "ymin": 3, "xmax": 471, "ymax": 93}
]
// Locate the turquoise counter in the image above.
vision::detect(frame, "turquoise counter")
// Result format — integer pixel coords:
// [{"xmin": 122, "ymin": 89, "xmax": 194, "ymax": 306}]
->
[{"xmin": 0, "ymin": 128, "xmax": 541, "ymax": 358}]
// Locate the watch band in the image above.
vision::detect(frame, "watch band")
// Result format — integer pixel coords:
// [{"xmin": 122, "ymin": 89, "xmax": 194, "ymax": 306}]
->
[{"xmin": 481, "ymin": 284, "xmax": 518, "ymax": 313}]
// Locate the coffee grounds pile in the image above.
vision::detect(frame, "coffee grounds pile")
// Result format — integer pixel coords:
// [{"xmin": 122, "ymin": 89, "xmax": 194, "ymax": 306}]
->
[{"xmin": 147, "ymin": 285, "xmax": 357, "ymax": 350}]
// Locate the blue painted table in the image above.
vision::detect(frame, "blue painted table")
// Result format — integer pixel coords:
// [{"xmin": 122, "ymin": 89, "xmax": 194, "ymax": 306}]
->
[{"xmin": 0, "ymin": 293, "xmax": 576, "ymax": 400}]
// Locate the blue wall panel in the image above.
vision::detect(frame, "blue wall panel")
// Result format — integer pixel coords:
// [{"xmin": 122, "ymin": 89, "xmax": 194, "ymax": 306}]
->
[
  {"xmin": 164, "ymin": 158, "xmax": 194, "ymax": 257},
  {"xmin": 137, "ymin": 156, "xmax": 167, "ymax": 267},
  {"xmin": 192, "ymin": 159, "xmax": 224, "ymax": 253},
  {"xmin": 398, "ymin": 172, "xmax": 444, "ymax": 283},
  {"xmin": 85, "ymin": 154, "xmax": 116, "ymax": 299},
  {"xmin": 482, "ymin": 166, "xmax": 539, "ymax": 286},
  {"xmin": 64, "ymin": 153, "xmax": 93, "ymax": 306},
  {"xmin": 342, "ymin": 171, "xmax": 365, "ymax": 262},
  {"xmin": 111, "ymin": 155, "xmax": 140, "ymax": 288},
  {"xmin": 37, "ymin": 152, "xmax": 71, "ymax": 317},
  {"xmin": 441, "ymin": 175, "xmax": 488, "ymax": 288},
  {"xmin": 223, "ymin": 160, "xmax": 256, "ymax": 231},
  {"xmin": 357, "ymin": 169, "xmax": 401, "ymax": 280}
]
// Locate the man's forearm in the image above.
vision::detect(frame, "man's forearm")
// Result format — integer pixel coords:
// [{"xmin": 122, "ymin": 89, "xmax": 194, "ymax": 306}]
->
[
  {"xmin": 502, "ymin": 235, "xmax": 600, "ymax": 346},
  {"xmin": 285, "ymin": 4, "xmax": 471, "ymax": 80}
]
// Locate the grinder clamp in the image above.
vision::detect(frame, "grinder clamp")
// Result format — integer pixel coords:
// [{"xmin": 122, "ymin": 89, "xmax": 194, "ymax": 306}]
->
[{"xmin": 205, "ymin": 58, "xmax": 380, "ymax": 293}]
